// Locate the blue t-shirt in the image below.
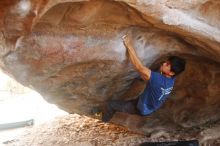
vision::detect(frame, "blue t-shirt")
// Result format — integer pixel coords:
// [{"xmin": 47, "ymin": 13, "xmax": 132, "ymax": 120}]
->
[{"xmin": 137, "ymin": 71, "xmax": 175, "ymax": 115}]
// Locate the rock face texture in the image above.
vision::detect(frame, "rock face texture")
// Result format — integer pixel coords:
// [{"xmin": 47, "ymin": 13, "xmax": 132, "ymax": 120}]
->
[{"xmin": 0, "ymin": 0, "xmax": 220, "ymax": 144}]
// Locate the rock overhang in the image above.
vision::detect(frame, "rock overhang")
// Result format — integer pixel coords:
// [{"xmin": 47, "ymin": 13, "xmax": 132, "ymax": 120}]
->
[{"xmin": 0, "ymin": 0, "xmax": 220, "ymax": 139}]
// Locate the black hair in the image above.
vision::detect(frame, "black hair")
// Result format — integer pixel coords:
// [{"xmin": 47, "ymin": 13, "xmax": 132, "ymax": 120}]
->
[{"xmin": 168, "ymin": 56, "xmax": 186, "ymax": 76}]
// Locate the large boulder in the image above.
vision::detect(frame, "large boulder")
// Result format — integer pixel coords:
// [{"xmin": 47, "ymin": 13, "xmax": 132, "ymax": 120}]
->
[{"xmin": 0, "ymin": 0, "xmax": 220, "ymax": 143}]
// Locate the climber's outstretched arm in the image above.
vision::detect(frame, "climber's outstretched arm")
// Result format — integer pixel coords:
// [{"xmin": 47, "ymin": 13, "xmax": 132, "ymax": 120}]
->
[{"xmin": 123, "ymin": 35, "xmax": 151, "ymax": 81}]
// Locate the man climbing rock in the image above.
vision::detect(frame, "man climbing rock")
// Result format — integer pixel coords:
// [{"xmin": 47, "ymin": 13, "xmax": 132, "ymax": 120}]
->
[{"xmin": 102, "ymin": 34, "xmax": 186, "ymax": 122}]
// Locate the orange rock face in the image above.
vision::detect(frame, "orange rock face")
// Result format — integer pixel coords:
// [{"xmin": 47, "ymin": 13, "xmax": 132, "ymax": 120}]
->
[{"xmin": 0, "ymin": 0, "xmax": 220, "ymax": 143}]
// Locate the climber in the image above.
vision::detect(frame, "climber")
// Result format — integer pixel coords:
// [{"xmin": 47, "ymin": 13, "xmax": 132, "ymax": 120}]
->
[{"xmin": 102, "ymin": 33, "xmax": 186, "ymax": 122}]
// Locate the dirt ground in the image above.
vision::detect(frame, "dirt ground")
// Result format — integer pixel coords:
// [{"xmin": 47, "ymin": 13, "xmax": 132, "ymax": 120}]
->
[
  {"xmin": 2, "ymin": 113, "xmax": 220, "ymax": 146},
  {"xmin": 4, "ymin": 114, "xmax": 150, "ymax": 146}
]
